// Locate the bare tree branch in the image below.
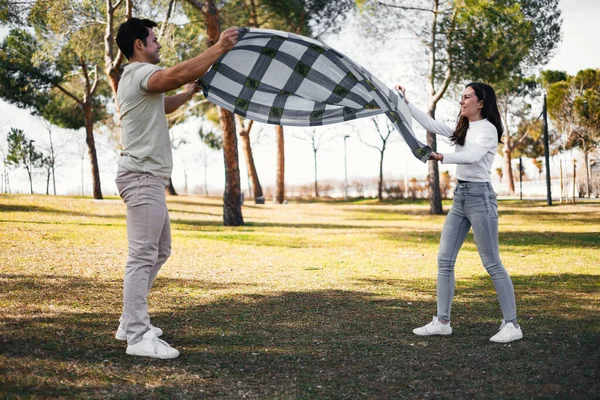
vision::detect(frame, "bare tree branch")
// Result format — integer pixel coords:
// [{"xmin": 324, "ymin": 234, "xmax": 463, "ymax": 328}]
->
[
  {"xmin": 375, "ymin": 0, "xmax": 433, "ymax": 13},
  {"xmin": 158, "ymin": 0, "xmax": 177, "ymax": 40},
  {"xmin": 81, "ymin": 57, "xmax": 91, "ymax": 98},
  {"xmin": 237, "ymin": 116, "xmax": 254, "ymax": 137},
  {"xmin": 184, "ymin": 0, "xmax": 204, "ymax": 11},
  {"xmin": 90, "ymin": 65, "xmax": 99, "ymax": 95},
  {"xmin": 54, "ymin": 82, "xmax": 83, "ymax": 105},
  {"xmin": 431, "ymin": 5, "xmax": 457, "ymax": 104}
]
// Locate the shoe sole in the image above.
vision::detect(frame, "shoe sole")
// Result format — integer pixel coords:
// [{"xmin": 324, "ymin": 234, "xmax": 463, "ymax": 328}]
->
[
  {"xmin": 490, "ymin": 335, "xmax": 523, "ymax": 343},
  {"xmin": 126, "ymin": 348, "xmax": 180, "ymax": 359},
  {"xmin": 413, "ymin": 332, "xmax": 452, "ymax": 336},
  {"xmin": 115, "ymin": 329, "xmax": 163, "ymax": 341},
  {"xmin": 413, "ymin": 329, "xmax": 452, "ymax": 336}
]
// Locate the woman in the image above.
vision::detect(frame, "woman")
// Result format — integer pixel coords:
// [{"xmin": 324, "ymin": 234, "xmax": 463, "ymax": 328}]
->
[{"xmin": 396, "ymin": 82, "xmax": 522, "ymax": 343}]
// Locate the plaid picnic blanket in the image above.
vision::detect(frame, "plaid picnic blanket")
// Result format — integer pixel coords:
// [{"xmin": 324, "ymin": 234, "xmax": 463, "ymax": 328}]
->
[{"xmin": 198, "ymin": 28, "xmax": 432, "ymax": 162}]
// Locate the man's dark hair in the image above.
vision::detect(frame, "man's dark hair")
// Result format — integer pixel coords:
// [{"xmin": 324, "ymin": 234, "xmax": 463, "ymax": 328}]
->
[{"xmin": 116, "ymin": 17, "xmax": 158, "ymax": 60}]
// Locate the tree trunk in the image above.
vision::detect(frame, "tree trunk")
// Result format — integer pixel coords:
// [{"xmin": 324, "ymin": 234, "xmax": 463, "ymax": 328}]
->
[
  {"xmin": 500, "ymin": 103, "xmax": 516, "ymax": 195},
  {"xmin": 427, "ymin": 106, "xmax": 442, "ymax": 214},
  {"xmin": 238, "ymin": 118, "xmax": 263, "ymax": 202},
  {"xmin": 427, "ymin": 133, "xmax": 442, "ymax": 213},
  {"xmin": 104, "ymin": 0, "xmax": 131, "ymax": 115},
  {"xmin": 48, "ymin": 128, "xmax": 57, "ymax": 195},
  {"xmin": 503, "ymin": 140, "xmax": 516, "ymax": 195},
  {"xmin": 201, "ymin": 0, "xmax": 220, "ymax": 46},
  {"xmin": 221, "ymin": 109, "xmax": 244, "ymax": 225},
  {"xmin": 52, "ymin": 167, "xmax": 56, "ymax": 195},
  {"xmin": 106, "ymin": 70, "xmax": 121, "ymax": 115},
  {"xmin": 241, "ymin": 0, "xmax": 266, "ymax": 204},
  {"xmin": 26, "ymin": 167, "xmax": 33, "ymax": 194},
  {"xmin": 184, "ymin": 169, "xmax": 188, "ymax": 194},
  {"xmin": 84, "ymin": 104, "xmax": 103, "ymax": 199},
  {"xmin": 166, "ymin": 178, "xmax": 177, "ymax": 195},
  {"xmin": 203, "ymin": 154, "xmax": 209, "ymax": 196},
  {"xmin": 275, "ymin": 125, "xmax": 285, "ymax": 204},
  {"xmin": 4, "ymin": 168, "xmax": 10, "ymax": 194},
  {"xmin": 378, "ymin": 150, "xmax": 384, "ymax": 201},
  {"xmin": 201, "ymin": 0, "xmax": 243, "ymax": 224},
  {"xmin": 425, "ymin": 0, "xmax": 443, "ymax": 215},
  {"xmin": 584, "ymin": 150, "xmax": 590, "ymax": 197},
  {"xmin": 313, "ymin": 148, "xmax": 319, "ymax": 197}
]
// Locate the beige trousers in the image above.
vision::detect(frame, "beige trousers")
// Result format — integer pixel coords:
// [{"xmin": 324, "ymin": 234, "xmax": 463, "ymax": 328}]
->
[{"xmin": 115, "ymin": 167, "xmax": 171, "ymax": 345}]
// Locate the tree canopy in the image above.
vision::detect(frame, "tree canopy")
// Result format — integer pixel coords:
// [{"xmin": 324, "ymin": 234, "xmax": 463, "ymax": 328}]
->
[
  {"xmin": 0, "ymin": 0, "xmax": 111, "ymax": 199},
  {"xmin": 450, "ymin": 0, "xmax": 561, "ymax": 84},
  {"xmin": 0, "ymin": 21, "xmax": 108, "ymax": 129},
  {"xmin": 544, "ymin": 68, "xmax": 600, "ymax": 196},
  {"xmin": 0, "ymin": 0, "xmax": 28, "ymax": 26},
  {"xmin": 5, "ymin": 127, "xmax": 43, "ymax": 194}
]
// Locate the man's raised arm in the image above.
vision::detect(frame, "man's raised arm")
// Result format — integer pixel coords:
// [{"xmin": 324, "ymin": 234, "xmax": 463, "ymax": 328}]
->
[{"xmin": 147, "ymin": 27, "xmax": 239, "ymax": 93}]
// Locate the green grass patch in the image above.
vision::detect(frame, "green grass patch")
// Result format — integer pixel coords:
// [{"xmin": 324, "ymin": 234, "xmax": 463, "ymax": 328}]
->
[{"xmin": 0, "ymin": 194, "xmax": 598, "ymax": 398}]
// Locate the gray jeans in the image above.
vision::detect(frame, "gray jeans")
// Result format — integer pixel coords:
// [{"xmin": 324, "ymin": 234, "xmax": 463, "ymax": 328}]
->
[
  {"xmin": 115, "ymin": 167, "xmax": 171, "ymax": 344},
  {"xmin": 437, "ymin": 181, "xmax": 517, "ymax": 323}
]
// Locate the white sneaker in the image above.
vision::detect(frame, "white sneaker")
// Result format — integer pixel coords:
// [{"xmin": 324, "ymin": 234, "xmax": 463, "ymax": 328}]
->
[
  {"xmin": 413, "ymin": 317, "xmax": 452, "ymax": 336},
  {"xmin": 490, "ymin": 320, "xmax": 523, "ymax": 343},
  {"xmin": 115, "ymin": 323, "xmax": 163, "ymax": 341},
  {"xmin": 126, "ymin": 329, "xmax": 180, "ymax": 359}
]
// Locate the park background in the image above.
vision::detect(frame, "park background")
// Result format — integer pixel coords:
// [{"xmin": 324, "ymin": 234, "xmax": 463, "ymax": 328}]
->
[
  {"xmin": 0, "ymin": 0, "xmax": 599, "ymax": 398},
  {"xmin": 1, "ymin": 0, "xmax": 599, "ymax": 201}
]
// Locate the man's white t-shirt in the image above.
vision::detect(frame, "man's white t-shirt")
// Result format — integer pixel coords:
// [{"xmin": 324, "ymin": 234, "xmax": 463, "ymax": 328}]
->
[{"xmin": 117, "ymin": 62, "xmax": 172, "ymax": 179}]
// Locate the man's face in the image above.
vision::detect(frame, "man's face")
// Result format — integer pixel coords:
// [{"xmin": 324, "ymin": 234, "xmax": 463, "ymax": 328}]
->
[{"xmin": 141, "ymin": 28, "xmax": 161, "ymax": 64}]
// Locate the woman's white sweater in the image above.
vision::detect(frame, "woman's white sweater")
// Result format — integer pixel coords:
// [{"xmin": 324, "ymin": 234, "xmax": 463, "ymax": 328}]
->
[{"xmin": 408, "ymin": 103, "xmax": 499, "ymax": 182}]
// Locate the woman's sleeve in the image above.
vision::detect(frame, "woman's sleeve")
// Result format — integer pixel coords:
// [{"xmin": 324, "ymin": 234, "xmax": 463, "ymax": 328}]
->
[
  {"xmin": 408, "ymin": 102, "xmax": 455, "ymax": 138},
  {"xmin": 442, "ymin": 126, "xmax": 498, "ymax": 165}
]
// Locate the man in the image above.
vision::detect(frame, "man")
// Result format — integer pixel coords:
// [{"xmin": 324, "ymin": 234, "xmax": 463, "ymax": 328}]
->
[{"xmin": 114, "ymin": 17, "xmax": 238, "ymax": 359}]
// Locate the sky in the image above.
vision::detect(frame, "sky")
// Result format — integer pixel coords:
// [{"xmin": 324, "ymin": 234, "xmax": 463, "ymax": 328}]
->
[{"xmin": 1, "ymin": 0, "xmax": 599, "ymax": 197}]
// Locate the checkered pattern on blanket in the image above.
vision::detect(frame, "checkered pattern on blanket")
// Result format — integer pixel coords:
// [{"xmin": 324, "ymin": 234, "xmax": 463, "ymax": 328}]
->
[{"xmin": 198, "ymin": 28, "xmax": 432, "ymax": 162}]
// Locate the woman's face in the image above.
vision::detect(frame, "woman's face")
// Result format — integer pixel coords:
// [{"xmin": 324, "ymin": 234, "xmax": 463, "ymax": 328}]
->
[{"xmin": 459, "ymin": 86, "xmax": 483, "ymax": 120}]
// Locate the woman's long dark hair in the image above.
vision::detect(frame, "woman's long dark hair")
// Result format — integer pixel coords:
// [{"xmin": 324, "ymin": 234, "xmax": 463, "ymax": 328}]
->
[{"xmin": 450, "ymin": 82, "xmax": 503, "ymax": 146}]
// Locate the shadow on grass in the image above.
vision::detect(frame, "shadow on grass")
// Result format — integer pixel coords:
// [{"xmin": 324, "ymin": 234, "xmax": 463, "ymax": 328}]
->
[
  {"xmin": 169, "ymin": 208, "xmax": 224, "ymax": 218},
  {"xmin": 0, "ymin": 213, "xmax": 387, "ymax": 233},
  {"xmin": 244, "ymin": 220, "xmax": 379, "ymax": 230},
  {"xmin": 169, "ymin": 230, "xmax": 315, "ymax": 248},
  {"xmin": 0, "ymin": 204, "xmax": 60, "ymax": 214},
  {"xmin": 172, "ymin": 218, "xmax": 381, "ymax": 231},
  {"xmin": 499, "ymin": 231, "xmax": 600, "ymax": 248},
  {"xmin": 0, "ymin": 203, "xmax": 397, "ymax": 231},
  {"xmin": 0, "ymin": 219, "xmax": 127, "ymax": 230},
  {"xmin": 1, "ymin": 273, "xmax": 598, "ymax": 399},
  {"xmin": 379, "ymin": 227, "xmax": 600, "ymax": 249},
  {"xmin": 0, "ymin": 203, "xmax": 125, "ymax": 222},
  {"xmin": 343, "ymin": 207, "xmax": 448, "ymax": 221},
  {"xmin": 356, "ymin": 273, "xmax": 600, "ymax": 313},
  {"xmin": 166, "ymin": 199, "xmax": 223, "ymax": 208},
  {"xmin": 290, "ymin": 197, "xmax": 454, "ymax": 206},
  {"xmin": 0, "ymin": 201, "xmax": 222, "ymax": 221},
  {"xmin": 168, "ymin": 198, "xmax": 267, "ymax": 210},
  {"xmin": 344, "ymin": 201, "xmax": 600, "ymax": 224},
  {"xmin": 498, "ymin": 209, "xmax": 600, "ymax": 225}
]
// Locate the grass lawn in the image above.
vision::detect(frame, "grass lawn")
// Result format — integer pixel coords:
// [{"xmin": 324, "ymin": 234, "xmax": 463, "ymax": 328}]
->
[{"xmin": 0, "ymin": 194, "xmax": 598, "ymax": 399}]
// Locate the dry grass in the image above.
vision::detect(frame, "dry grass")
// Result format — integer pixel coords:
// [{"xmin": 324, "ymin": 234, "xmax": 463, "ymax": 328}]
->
[{"xmin": 0, "ymin": 194, "xmax": 599, "ymax": 399}]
